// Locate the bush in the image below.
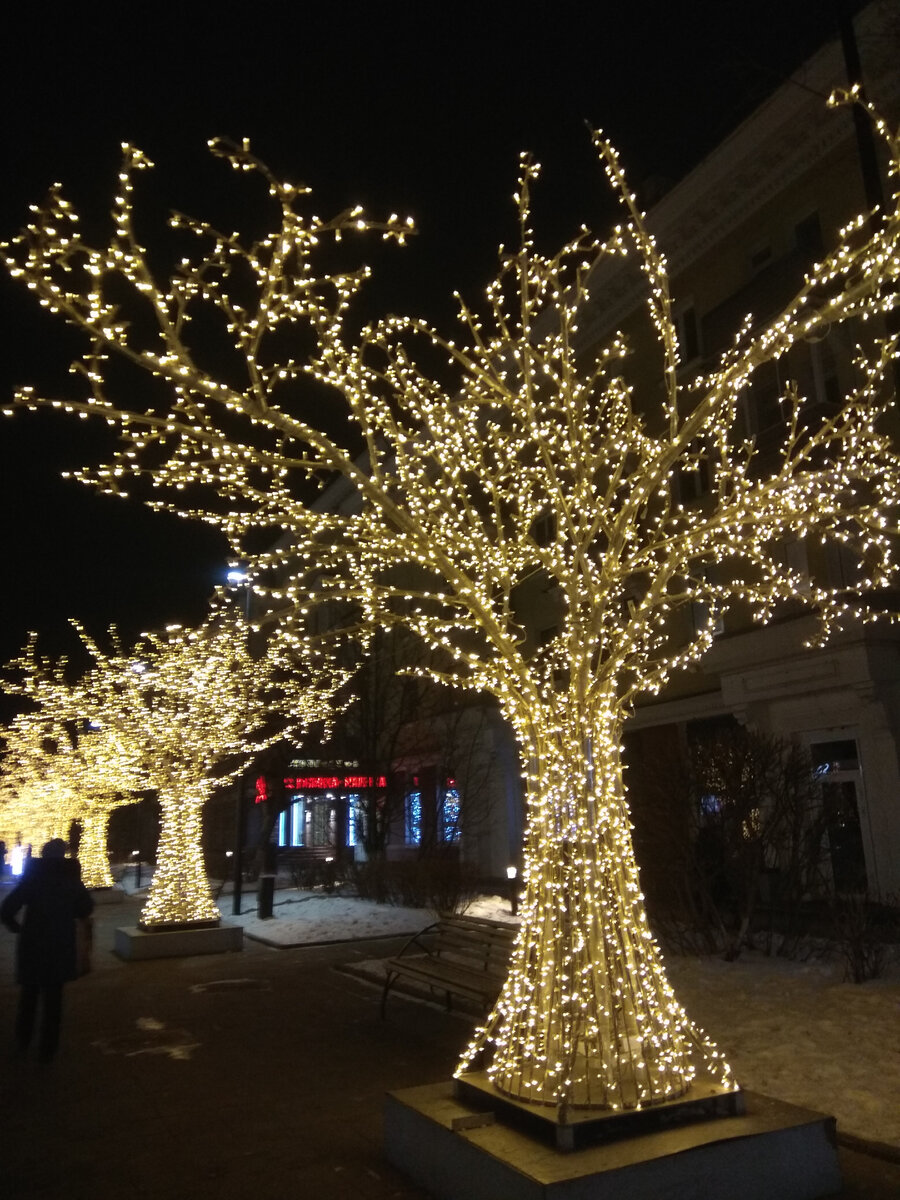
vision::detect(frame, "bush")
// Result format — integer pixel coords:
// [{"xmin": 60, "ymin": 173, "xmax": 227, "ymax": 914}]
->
[
  {"xmin": 832, "ymin": 892, "xmax": 900, "ymax": 983},
  {"xmin": 630, "ymin": 725, "xmax": 831, "ymax": 959},
  {"xmin": 347, "ymin": 852, "xmax": 480, "ymax": 914}
]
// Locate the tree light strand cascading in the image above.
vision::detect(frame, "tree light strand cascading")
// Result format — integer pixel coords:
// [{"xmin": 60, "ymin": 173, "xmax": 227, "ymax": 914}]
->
[{"xmin": 3, "ymin": 92, "xmax": 900, "ymax": 1109}]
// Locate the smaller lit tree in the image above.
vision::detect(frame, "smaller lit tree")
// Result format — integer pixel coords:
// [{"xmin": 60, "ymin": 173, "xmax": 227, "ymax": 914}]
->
[
  {"xmin": 4, "ymin": 603, "xmax": 344, "ymax": 922},
  {"xmin": 83, "ymin": 601, "xmax": 342, "ymax": 926},
  {"xmin": 3, "ymin": 634, "xmax": 144, "ymax": 887},
  {"xmin": 0, "ymin": 717, "xmax": 75, "ymax": 853}
]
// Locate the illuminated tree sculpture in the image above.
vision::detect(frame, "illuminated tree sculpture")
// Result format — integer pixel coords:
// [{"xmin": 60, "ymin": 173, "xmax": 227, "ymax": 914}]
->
[
  {"xmin": 0, "ymin": 715, "xmax": 77, "ymax": 854},
  {"xmin": 3, "ymin": 633, "xmax": 146, "ymax": 888},
  {"xmin": 5, "ymin": 94, "xmax": 900, "ymax": 1110},
  {"xmin": 79, "ymin": 605, "xmax": 339, "ymax": 927},
  {"xmin": 4, "ymin": 609, "xmax": 340, "ymax": 921}
]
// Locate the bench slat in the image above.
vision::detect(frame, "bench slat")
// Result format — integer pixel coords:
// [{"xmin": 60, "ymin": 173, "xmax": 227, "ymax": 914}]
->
[{"xmin": 380, "ymin": 912, "xmax": 517, "ymax": 1016}]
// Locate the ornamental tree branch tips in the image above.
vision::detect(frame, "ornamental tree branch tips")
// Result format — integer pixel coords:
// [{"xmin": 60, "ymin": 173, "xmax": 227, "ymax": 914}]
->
[{"xmin": 5, "ymin": 96, "xmax": 900, "ymax": 1111}]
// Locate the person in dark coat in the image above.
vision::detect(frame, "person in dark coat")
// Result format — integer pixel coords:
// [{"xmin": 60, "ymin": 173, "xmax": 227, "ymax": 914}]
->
[{"xmin": 1, "ymin": 838, "xmax": 94, "ymax": 1061}]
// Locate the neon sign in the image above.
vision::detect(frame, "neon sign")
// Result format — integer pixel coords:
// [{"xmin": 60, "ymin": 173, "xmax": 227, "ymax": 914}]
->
[{"xmin": 283, "ymin": 774, "xmax": 387, "ymax": 790}]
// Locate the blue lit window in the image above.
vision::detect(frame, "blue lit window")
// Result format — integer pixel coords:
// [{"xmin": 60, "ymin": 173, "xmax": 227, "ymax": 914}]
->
[
  {"xmin": 405, "ymin": 792, "xmax": 422, "ymax": 844},
  {"xmin": 277, "ymin": 799, "xmax": 306, "ymax": 847},
  {"xmin": 441, "ymin": 787, "xmax": 461, "ymax": 842},
  {"xmin": 347, "ymin": 794, "xmax": 361, "ymax": 847},
  {"xmin": 290, "ymin": 799, "xmax": 305, "ymax": 846},
  {"xmin": 700, "ymin": 794, "xmax": 722, "ymax": 816}
]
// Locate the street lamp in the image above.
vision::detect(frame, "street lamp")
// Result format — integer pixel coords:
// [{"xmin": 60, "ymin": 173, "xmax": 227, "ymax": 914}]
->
[{"xmin": 227, "ymin": 567, "xmax": 252, "ymax": 915}]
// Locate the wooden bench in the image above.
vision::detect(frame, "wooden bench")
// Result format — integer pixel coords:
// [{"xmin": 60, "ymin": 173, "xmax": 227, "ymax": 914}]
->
[{"xmin": 380, "ymin": 913, "xmax": 517, "ymax": 1017}]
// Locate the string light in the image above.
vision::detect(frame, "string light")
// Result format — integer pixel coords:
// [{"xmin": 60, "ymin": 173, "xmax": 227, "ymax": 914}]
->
[{"xmin": 3, "ymin": 93, "xmax": 899, "ymax": 1109}]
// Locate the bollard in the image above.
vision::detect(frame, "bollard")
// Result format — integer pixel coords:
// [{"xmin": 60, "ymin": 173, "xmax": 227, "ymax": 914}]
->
[{"xmin": 258, "ymin": 873, "xmax": 276, "ymax": 919}]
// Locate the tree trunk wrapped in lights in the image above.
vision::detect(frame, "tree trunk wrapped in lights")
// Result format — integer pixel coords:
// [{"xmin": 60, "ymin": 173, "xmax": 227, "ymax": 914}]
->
[
  {"xmin": 77, "ymin": 806, "xmax": 120, "ymax": 889},
  {"xmin": 461, "ymin": 706, "xmax": 732, "ymax": 1110},
  {"xmin": 143, "ymin": 778, "xmax": 219, "ymax": 925},
  {"xmin": 4, "ymin": 93, "xmax": 900, "ymax": 1108}
]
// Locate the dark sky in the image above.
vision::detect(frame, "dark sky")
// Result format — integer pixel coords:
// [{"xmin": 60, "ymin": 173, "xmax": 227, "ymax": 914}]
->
[{"xmin": 0, "ymin": 0, "xmax": 867, "ymax": 660}]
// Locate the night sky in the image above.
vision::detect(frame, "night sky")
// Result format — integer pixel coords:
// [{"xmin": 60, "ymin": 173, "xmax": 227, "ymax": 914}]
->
[{"xmin": 0, "ymin": 0, "xmax": 868, "ymax": 662}]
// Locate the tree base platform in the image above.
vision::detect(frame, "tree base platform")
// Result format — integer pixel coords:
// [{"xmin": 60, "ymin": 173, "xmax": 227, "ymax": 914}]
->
[
  {"xmin": 455, "ymin": 1069, "xmax": 743, "ymax": 1151},
  {"xmin": 114, "ymin": 922, "xmax": 243, "ymax": 960},
  {"xmin": 384, "ymin": 1080, "xmax": 841, "ymax": 1200}
]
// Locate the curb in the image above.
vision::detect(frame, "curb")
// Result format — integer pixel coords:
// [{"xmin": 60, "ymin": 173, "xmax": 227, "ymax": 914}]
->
[{"xmin": 837, "ymin": 1130, "xmax": 900, "ymax": 1164}]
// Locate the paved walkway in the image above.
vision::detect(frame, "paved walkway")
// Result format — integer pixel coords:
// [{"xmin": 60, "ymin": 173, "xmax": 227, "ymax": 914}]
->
[{"xmin": 1, "ymin": 886, "xmax": 898, "ymax": 1199}]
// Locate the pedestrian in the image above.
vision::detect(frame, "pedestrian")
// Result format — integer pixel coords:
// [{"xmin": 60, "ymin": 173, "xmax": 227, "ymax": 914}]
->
[{"xmin": 1, "ymin": 838, "xmax": 94, "ymax": 1062}]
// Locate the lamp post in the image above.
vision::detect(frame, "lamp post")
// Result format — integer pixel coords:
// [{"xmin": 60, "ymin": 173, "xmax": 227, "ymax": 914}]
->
[{"xmin": 227, "ymin": 568, "xmax": 251, "ymax": 915}]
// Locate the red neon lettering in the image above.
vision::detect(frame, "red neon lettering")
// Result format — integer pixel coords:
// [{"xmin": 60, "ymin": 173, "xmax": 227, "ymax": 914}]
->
[{"xmin": 282, "ymin": 774, "xmax": 388, "ymax": 790}]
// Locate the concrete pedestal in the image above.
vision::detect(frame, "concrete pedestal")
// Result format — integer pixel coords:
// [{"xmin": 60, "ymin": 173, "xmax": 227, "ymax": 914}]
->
[
  {"xmin": 114, "ymin": 923, "xmax": 243, "ymax": 960},
  {"xmin": 384, "ymin": 1081, "xmax": 842, "ymax": 1200}
]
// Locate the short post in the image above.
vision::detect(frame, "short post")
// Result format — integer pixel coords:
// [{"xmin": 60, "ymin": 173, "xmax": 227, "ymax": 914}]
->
[
  {"xmin": 258, "ymin": 873, "xmax": 275, "ymax": 919},
  {"xmin": 133, "ymin": 849, "xmax": 142, "ymax": 889},
  {"xmin": 507, "ymin": 865, "xmax": 518, "ymax": 916}
]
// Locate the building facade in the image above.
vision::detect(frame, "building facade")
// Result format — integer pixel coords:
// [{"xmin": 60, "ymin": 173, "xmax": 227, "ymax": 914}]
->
[{"xmin": 574, "ymin": 0, "xmax": 900, "ymax": 897}]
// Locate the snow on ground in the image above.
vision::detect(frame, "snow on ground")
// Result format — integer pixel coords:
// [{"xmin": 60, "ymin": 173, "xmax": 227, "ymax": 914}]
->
[
  {"xmin": 224, "ymin": 890, "xmax": 432, "ymax": 945},
  {"xmin": 221, "ymin": 888, "xmax": 517, "ymax": 946},
  {"xmin": 222, "ymin": 887, "xmax": 900, "ymax": 1150},
  {"xmin": 664, "ymin": 948, "xmax": 900, "ymax": 1152}
]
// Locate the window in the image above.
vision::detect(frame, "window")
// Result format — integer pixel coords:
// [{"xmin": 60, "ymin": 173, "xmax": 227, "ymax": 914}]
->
[
  {"xmin": 782, "ymin": 537, "xmax": 811, "ymax": 594},
  {"xmin": 531, "ymin": 510, "xmax": 556, "ymax": 547},
  {"xmin": 675, "ymin": 304, "xmax": 701, "ymax": 365},
  {"xmin": 441, "ymin": 787, "xmax": 462, "ymax": 842},
  {"xmin": 749, "ymin": 243, "xmax": 773, "ymax": 272},
  {"xmin": 690, "ymin": 563, "xmax": 724, "ymax": 638},
  {"xmin": 405, "ymin": 791, "xmax": 422, "ymax": 845},
  {"xmin": 347, "ymin": 793, "xmax": 361, "ymax": 847},
  {"xmin": 277, "ymin": 798, "xmax": 305, "ymax": 847},
  {"xmin": 745, "ymin": 360, "xmax": 788, "ymax": 439},
  {"xmin": 825, "ymin": 541, "xmax": 859, "ymax": 591},
  {"xmin": 809, "ymin": 738, "xmax": 867, "ymax": 892},
  {"xmin": 794, "ymin": 212, "xmax": 824, "ymax": 257},
  {"xmin": 675, "ymin": 439, "xmax": 711, "ymax": 502}
]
